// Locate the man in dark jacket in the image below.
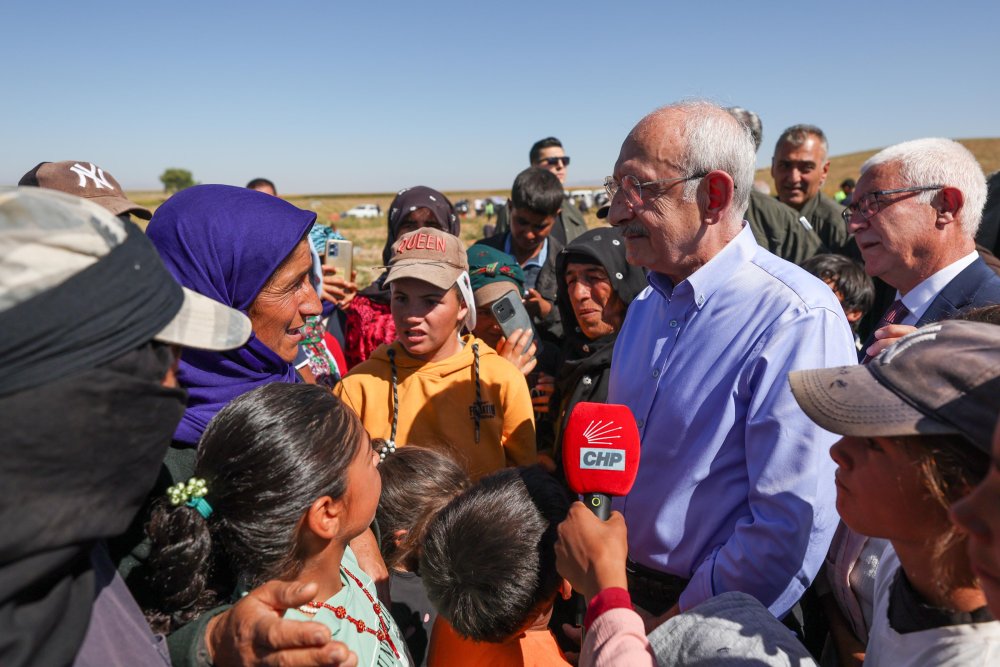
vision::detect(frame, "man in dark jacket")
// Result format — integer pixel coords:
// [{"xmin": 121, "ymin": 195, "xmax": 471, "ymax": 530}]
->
[
  {"xmin": 771, "ymin": 124, "xmax": 849, "ymax": 254},
  {"xmin": 477, "ymin": 167, "xmax": 565, "ymax": 343},
  {"xmin": 492, "ymin": 136, "xmax": 588, "ymax": 244}
]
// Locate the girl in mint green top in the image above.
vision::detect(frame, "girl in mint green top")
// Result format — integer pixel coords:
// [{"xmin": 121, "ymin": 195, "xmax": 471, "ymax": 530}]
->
[{"xmin": 136, "ymin": 383, "xmax": 409, "ymax": 665}]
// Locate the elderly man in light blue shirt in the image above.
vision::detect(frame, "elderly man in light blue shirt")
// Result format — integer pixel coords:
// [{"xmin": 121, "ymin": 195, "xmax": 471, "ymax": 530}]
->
[{"xmin": 605, "ymin": 101, "xmax": 857, "ymax": 625}]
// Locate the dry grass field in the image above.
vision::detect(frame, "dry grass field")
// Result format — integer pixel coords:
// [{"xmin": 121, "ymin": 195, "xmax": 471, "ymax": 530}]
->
[{"xmin": 129, "ymin": 138, "xmax": 999, "ymax": 288}]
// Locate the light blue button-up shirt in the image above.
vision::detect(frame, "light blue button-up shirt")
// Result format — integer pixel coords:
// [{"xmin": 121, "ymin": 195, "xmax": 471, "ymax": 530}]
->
[{"xmin": 610, "ymin": 224, "xmax": 856, "ymax": 617}]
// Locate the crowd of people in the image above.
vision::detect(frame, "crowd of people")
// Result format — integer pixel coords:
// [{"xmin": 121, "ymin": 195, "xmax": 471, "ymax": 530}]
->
[{"xmin": 3, "ymin": 99, "xmax": 1000, "ymax": 667}]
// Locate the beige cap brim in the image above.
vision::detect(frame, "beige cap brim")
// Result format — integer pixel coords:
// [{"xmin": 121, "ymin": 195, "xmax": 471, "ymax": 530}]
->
[
  {"xmin": 788, "ymin": 365, "xmax": 957, "ymax": 439},
  {"xmin": 384, "ymin": 260, "xmax": 463, "ymax": 291},
  {"xmin": 474, "ymin": 281, "xmax": 519, "ymax": 308},
  {"xmin": 154, "ymin": 287, "xmax": 252, "ymax": 351}
]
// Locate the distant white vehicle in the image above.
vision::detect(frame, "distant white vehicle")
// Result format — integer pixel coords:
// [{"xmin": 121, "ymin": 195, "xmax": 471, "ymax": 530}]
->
[{"xmin": 344, "ymin": 204, "xmax": 380, "ymax": 218}]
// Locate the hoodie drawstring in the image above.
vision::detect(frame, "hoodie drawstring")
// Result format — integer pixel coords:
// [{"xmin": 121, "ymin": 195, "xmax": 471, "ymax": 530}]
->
[
  {"xmin": 472, "ymin": 342, "xmax": 482, "ymax": 444},
  {"xmin": 387, "ymin": 348, "xmax": 398, "ymax": 447}
]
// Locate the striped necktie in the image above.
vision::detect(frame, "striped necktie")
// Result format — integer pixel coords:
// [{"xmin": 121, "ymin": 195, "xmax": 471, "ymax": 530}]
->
[{"xmin": 861, "ymin": 299, "xmax": 910, "ymax": 364}]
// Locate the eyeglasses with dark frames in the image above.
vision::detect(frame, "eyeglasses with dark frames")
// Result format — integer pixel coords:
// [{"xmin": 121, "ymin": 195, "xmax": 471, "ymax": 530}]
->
[
  {"xmin": 538, "ymin": 156, "xmax": 570, "ymax": 168},
  {"xmin": 604, "ymin": 173, "xmax": 708, "ymax": 209},
  {"xmin": 841, "ymin": 185, "xmax": 945, "ymax": 224}
]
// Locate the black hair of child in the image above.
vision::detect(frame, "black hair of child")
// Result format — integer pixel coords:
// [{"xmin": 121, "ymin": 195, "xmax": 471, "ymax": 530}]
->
[
  {"xmin": 135, "ymin": 383, "xmax": 364, "ymax": 634},
  {"xmin": 419, "ymin": 466, "xmax": 572, "ymax": 643}
]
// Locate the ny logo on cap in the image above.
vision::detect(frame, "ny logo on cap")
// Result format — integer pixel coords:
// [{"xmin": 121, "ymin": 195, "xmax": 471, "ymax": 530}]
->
[{"xmin": 70, "ymin": 163, "xmax": 114, "ymax": 190}]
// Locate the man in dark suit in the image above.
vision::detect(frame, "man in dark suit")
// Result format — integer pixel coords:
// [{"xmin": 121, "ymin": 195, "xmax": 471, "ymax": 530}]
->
[{"xmin": 849, "ymin": 137, "xmax": 1000, "ymax": 359}]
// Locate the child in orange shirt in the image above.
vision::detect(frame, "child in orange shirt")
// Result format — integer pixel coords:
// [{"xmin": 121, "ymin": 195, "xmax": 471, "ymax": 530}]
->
[{"xmin": 420, "ymin": 466, "xmax": 574, "ymax": 666}]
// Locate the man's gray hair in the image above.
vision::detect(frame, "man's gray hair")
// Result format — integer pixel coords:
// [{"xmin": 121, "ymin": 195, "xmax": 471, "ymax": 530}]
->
[
  {"xmin": 775, "ymin": 124, "xmax": 829, "ymax": 156},
  {"xmin": 725, "ymin": 107, "xmax": 763, "ymax": 153},
  {"xmin": 642, "ymin": 101, "xmax": 755, "ymax": 222},
  {"xmin": 861, "ymin": 138, "xmax": 987, "ymax": 237}
]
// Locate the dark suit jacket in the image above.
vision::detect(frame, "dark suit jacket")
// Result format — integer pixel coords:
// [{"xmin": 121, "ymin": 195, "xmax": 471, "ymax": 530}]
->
[
  {"xmin": 915, "ymin": 256, "xmax": 1000, "ymax": 326},
  {"xmin": 473, "ymin": 234, "xmax": 565, "ymax": 342},
  {"xmin": 860, "ymin": 256, "xmax": 1000, "ymax": 359}
]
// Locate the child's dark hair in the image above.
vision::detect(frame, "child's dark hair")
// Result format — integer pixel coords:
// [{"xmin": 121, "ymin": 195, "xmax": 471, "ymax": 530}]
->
[
  {"xmin": 136, "ymin": 383, "xmax": 365, "ymax": 633},
  {"xmin": 511, "ymin": 167, "xmax": 563, "ymax": 217},
  {"xmin": 801, "ymin": 253, "xmax": 874, "ymax": 327},
  {"xmin": 419, "ymin": 466, "xmax": 571, "ymax": 643},
  {"xmin": 376, "ymin": 446, "xmax": 470, "ymax": 572}
]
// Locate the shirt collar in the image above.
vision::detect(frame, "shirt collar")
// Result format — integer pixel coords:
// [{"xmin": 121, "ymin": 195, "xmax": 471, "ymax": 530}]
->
[
  {"xmin": 648, "ymin": 223, "xmax": 757, "ymax": 310},
  {"xmin": 898, "ymin": 250, "xmax": 979, "ymax": 319},
  {"xmin": 504, "ymin": 234, "xmax": 548, "ymax": 268}
]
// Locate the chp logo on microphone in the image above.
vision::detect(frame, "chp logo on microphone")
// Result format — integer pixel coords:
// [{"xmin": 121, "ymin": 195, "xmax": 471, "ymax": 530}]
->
[
  {"xmin": 579, "ymin": 419, "xmax": 627, "ymax": 471},
  {"xmin": 562, "ymin": 402, "xmax": 641, "ymax": 497}
]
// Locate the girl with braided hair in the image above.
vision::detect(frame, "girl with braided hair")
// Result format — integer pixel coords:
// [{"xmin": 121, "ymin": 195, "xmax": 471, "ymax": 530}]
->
[
  {"xmin": 135, "ymin": 383, "xmax": 410, "ymax": 666},
  {"xmin": 336, "ymin": 227, "xmax": 536, "ymax": 481}
]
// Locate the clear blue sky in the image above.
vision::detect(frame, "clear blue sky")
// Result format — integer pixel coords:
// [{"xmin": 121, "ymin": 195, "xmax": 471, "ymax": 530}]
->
[{"xmin": 4, "ymin": 0, "xmax": 998, "ymax": 194}]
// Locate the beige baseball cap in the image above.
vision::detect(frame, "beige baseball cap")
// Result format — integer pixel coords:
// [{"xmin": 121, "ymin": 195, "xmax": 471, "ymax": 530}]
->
[
  {"xmin": 0, "ymin": 187, "xmax": 250, "ymax": 352},
  {"xmin": 384, "ymin": 227, "xmax": 476, "ymax": 330}
]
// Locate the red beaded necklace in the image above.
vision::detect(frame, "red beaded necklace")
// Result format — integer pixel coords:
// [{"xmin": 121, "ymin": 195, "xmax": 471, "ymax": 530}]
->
[{"xmin": 298, "ymin": 565, "xmax": 401, "ymax": 660}]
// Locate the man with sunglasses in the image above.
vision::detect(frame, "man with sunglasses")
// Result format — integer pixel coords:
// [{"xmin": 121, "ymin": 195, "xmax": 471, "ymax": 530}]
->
[
  {"xmin": 604, "ymin": 101, "xmax": 856, "ymax": 633},
  {"xmin": 490, "ymin": 137, "xmax": 587, "ymax": 244},
  {"xmin": 847, "ymin": 137, "xmax": 1000, "ymax": 360}
]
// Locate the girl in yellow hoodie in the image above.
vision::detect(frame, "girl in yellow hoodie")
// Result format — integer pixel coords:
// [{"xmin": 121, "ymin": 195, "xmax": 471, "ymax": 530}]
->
[{"xmin": 336, "ymin": 227, "xmax": 536, "ymax": 480}]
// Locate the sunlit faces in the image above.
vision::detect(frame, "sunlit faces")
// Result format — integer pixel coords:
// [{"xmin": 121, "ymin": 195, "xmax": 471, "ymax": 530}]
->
[
  {"xmin": 509, "ymin": 207, "xmax": 556, "ymax": 259},
  {"xmin": 337, "ymin": 431, "xmax": 383, "ymax": 541},
  {"xmin": 847, "ymin": 162, "xmax": 944, "ymax": 294},
  {"xmin": 535, "ymin": 146, "xmax": 568, "ymax": 184},
  {"xmin": 608, "ymin": 126, "xmax": 704, "ymax": 281},
  {"xmin": 829, "ymin": 436, "xmax": 946, "ymax": 542},
  {"xmin": 390, "ymin": 278, "xmax": 467, "ymax": 362},
  {"xmin": 396, "ymin": 207, "xmax": 446, "ymax": 238},
  {"xmin": 951, "ymin": 420, "xmax": 1000, "ymax": 617},
  {"xmin": 771, "ymin": 135, "xmax": 829, "ymax": 210},
  {"xmin": 564, "ymin": 262, "xmax": 625, "ymax": 340},
  {"xmin": 248, "ymin": 237, "xmax": 322, "ymax": 363}
]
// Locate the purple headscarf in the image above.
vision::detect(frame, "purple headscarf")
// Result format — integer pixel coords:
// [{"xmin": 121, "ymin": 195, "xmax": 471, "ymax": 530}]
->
[{"xmin": 146, "ymin": 184, "xmax": 316, "ymax": 445}]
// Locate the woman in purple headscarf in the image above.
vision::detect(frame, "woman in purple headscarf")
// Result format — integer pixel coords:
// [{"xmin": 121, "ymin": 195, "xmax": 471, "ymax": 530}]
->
[{"xmin": 146, "ymin": 184, "xmax": 322, "ymax": 445}]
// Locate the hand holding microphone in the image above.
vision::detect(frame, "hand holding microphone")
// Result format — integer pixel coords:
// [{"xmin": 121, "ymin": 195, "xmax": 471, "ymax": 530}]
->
[
  {"xmin": 557, "ymin": 402, "xmax": 640, "ymax": 607},
  {"xmin": 555, "ymin": 502, "xmax": 629, "ymax": 601}
]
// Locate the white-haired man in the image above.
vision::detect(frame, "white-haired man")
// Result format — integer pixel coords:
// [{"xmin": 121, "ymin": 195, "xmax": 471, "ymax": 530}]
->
[
  {"xmin": 771, "ymin": 124, "xmax": 849, "ymax": 253},
  {"xmin": 849, "ymin": 138, "xmax": 1000, "ymax": 360},
  {"xmin": 604, "ymin": 101, "xmax": 857, "ymax": 627}
]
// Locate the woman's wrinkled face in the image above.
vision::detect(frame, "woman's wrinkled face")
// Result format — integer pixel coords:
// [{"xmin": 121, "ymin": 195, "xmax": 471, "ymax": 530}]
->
[
  {"xmin": 951, "ymin": 421, "xmax": 1000, "ymax": 617},
  {"xmin": 564, "ymin": 262, "xmax": 626, "ymax": 340},
  {"xmin": 248, "ymin": 237, "xmax": 322, "ymax": 362}
]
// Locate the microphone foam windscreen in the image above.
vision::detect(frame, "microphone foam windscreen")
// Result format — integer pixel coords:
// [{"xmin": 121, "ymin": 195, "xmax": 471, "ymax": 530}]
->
[{"xmin": 561, "ymin": 402, "xmax": 640, "ymax": 497}]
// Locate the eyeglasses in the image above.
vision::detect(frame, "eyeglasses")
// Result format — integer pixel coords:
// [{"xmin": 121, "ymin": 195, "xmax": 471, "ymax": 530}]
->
[
  {"xmin": 538, "ymin": 156, "xmax": 570, "ymax": 168},
  {"xmin": 604, "ymin": 173, "xmax": 707, "ymax": 209},
  {"xmin": 841, "ymin": 185, "xmax": 944, "ymax": 224}
]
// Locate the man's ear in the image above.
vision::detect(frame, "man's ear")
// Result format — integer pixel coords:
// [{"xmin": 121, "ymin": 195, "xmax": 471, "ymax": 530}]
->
[
  {"xmin": 703, "ymin": 170, "xmax": 735, "ymax": 222},
  {"xmin": 936, "ymin": 187, "xmax": 964, "ymax": 227},
  {"xmin": 819, "ymin": 160, "xmax": 830, "ymax": 186},
  {"xmin": 305, "ymin": 495, "xmax": 342, "ymax": 540},
  {"xmin": 845, "ymin": 308, "xmax": 863, "ymax": 324}
]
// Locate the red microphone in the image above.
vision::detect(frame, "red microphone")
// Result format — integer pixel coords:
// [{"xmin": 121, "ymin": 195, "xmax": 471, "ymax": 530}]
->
[{"xmin": 561, "ymin": 402, "xmax": 641, "ymax": 520}]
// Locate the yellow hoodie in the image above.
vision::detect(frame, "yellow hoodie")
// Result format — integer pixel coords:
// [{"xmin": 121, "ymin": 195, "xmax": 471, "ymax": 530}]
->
[{"xmin": 336, "ymin": 335, "xmax": 536, "ymax": 480}]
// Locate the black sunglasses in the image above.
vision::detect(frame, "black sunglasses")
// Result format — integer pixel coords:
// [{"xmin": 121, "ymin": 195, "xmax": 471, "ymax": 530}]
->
[{"xmin": 538, "ymin": 156, "xmax": 570, "ymax": 168}]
